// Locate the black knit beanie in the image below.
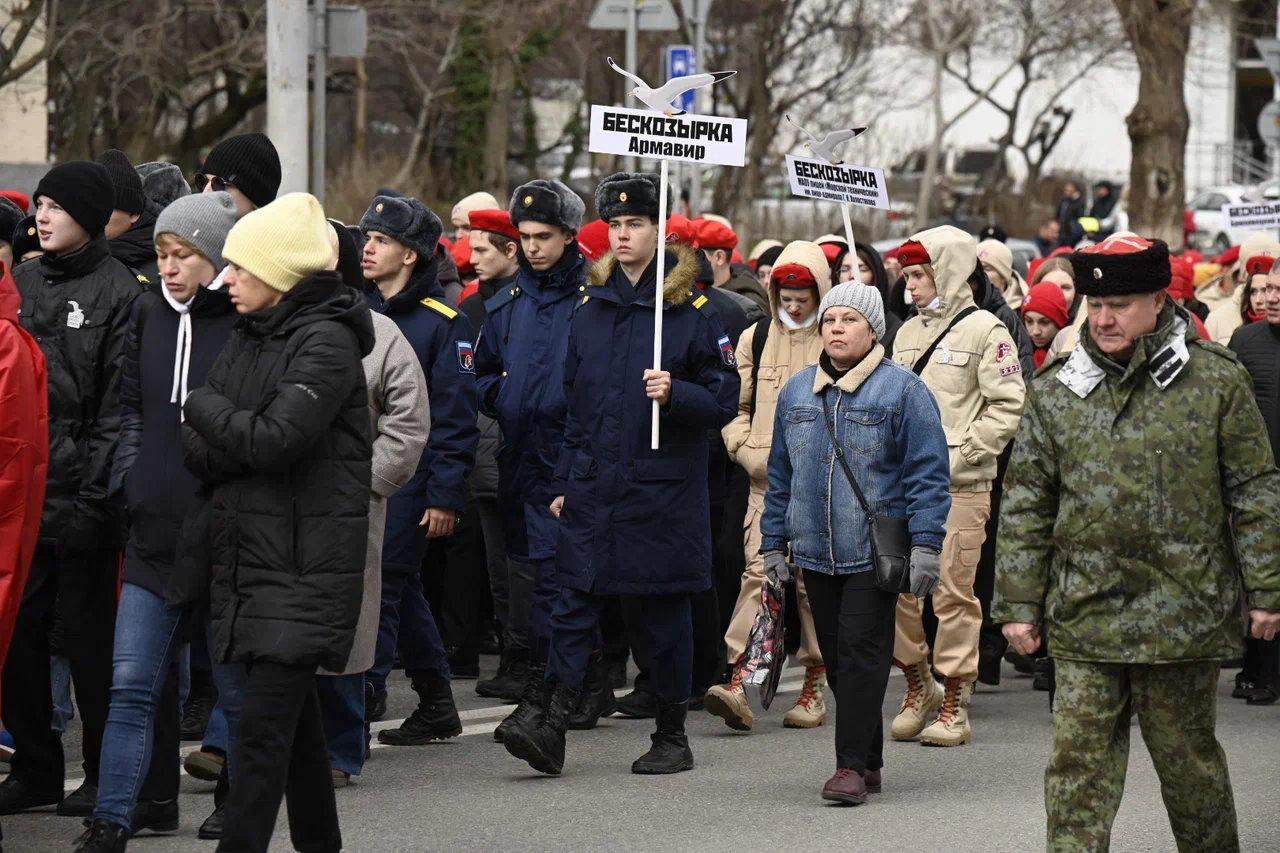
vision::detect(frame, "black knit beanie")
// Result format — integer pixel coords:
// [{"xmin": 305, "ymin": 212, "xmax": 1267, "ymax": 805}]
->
[
  {"xmin": 201, "ymin": 133, "xmax": 282, "ymax": 210},
  {"xmin": 34, "ymin": 161, "xmax": 116, "ymax": 236},
  {"xmin": 329, "ymin": 219, "xmax": 363, "ymax": 290},
  {"xmin": 96, "ymin": 149, "xmax": 145, "ymax": 215}
]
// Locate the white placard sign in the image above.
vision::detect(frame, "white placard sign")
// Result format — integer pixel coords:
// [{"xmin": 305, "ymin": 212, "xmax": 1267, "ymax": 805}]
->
[
  {"xmin": 785, "ymin": 155, "xmax": 890, "ymax": 210},
  {"xmin": 1221, "ymin": 202, "xmax": 1280, "ymax": 231},
  {"xmin": 589, "ymin": 105, "xmax": 747, "ymax": 166}
]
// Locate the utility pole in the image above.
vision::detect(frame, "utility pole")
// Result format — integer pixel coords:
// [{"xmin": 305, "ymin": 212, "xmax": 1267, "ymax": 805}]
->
[
  {"xmin": 625, "ymin": 0, "xmax": 639, "ymax": 171},
  {"xmin": 690, "ymin": 0, "xmax": 711, "ymax": 215},
  {"xmin": 267, "ymin": 0, "xmax": 310, "ymax": 194},
  {"xmin": 312, "ymin": 0, "xmax": 328, "ymax": 203}
]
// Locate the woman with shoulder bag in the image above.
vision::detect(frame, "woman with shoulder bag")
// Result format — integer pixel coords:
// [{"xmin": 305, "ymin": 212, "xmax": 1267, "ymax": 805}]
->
[{"xmin": 759, "ymin": 282, "xmax": 952, "ymax": 805}]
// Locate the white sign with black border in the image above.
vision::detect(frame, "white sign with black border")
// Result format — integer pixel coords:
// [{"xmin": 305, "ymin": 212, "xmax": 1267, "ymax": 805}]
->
[
  {"xmin": 785, "ymin": 154, "xmax": 890, "ymax": 210},
  {"xmin": 589, "ymin": 104, "xmax": 747, "ymax": 166},
  {"xmin": 1222, "ymin": 202, "xmax": 1280, "ymax": 232}
]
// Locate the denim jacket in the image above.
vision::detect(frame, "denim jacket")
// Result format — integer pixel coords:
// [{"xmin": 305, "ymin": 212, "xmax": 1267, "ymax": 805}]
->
[{"xmin": 761, "ymin": 343, "xmax": 952, "ymax": 574}]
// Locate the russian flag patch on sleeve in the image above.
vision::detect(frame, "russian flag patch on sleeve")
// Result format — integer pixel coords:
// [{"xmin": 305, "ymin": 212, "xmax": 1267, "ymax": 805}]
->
[
  {"xmin": 457, "ymin": 341, "xmax": 475, "ymax": 374},
  {"xmin": 718, "ymin": 334, "xmax": 736, "ymax": 367}
]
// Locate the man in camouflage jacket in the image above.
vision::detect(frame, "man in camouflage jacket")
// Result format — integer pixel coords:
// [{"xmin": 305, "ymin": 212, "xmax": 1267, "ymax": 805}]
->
[{"xmin": 993, "ymin": 234, "xmax": 1280, "ymax": 853}]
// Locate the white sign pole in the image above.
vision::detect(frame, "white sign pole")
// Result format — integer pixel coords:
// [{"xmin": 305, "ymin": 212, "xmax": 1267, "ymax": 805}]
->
[
  {"xmin": 652, "ymin": 159, "xmax": 670, "ymax": 449},
  {"xmin": 840, "ymin": 203, "xmax": 856, "ymax": 257}
]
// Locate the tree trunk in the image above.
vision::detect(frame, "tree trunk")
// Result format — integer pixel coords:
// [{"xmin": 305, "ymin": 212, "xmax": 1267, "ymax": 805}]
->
[
  {"xmin": 730, "ymin": 17, "xmax": 773, "ymax": 244},
  {"xmin": 354, "ymin": 58, "xmax": 368, "ymax": 161},
  {"xmin": 1114, "ymin": 0, "xmax": 1192, "ymax": 246},
  {"xmin": 483, "ymin": 48, "xmax": 515, "ymax": 196},
  {"xmin": 914, "ymin": 52, "xmax": 946, "ymax": 231}
]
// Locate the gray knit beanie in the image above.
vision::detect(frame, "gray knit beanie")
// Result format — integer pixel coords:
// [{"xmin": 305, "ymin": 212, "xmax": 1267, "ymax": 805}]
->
[
  {"xmin": 154, "ymin": 192, "xmax": 238, "ymax": 271},
  {"xmin": 137, "ymin": 162, "xmax": 191, "ymax": 217},
  {"xmin": 819, "ymin": 282, "xmax": 885, "ymax": 340}
]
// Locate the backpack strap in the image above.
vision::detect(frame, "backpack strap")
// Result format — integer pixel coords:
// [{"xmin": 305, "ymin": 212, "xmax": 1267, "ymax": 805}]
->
[
  {"xmin": 747, "ymin": 318, "xmax": 772, "ymax": 426},
  {"xmin": 912, "ymin": 306, "xmax": 978, "ymax": 375}
]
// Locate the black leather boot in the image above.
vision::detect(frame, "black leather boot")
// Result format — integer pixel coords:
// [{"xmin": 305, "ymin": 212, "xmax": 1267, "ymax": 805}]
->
[
  {"xmin": 378, "ymin": 676, "xmax": 463, "ymax": 745},
  {"xmin": 631, "ymin": 702, "xmax": 695, "ymax": 775},
  {"xmin": 477, "ymin": 652, "xmax": 527, "ymax": 701},
  {"xmin": 494, "ymin": 662, "xmax": 547, "ymax": 743},
  {"xmin": 72, "ymin": 819, "xmax": 128, "ymax": 853},
  {"xmin": 130, "ymin": 798, "xmax": 178, "ymax": 834},
  {"xmin": 569, "ymin": 651, "xmax": 617, "ymax": 730},
  {"xmin": 503, "ymin": 682, "xmax": 578, "ymax": 776}
]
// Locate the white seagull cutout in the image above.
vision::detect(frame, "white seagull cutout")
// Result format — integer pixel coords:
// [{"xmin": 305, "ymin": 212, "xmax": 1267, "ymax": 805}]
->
[
  {"xmin": 607, "ymin": 56, "xmax": 736, "ymax": 117},
  {"xmin": 786, "ymin": 115, "xmax": 868, "ymax": 165}
]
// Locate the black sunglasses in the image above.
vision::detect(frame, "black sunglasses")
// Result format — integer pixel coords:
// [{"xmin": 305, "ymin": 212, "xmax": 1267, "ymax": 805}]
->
[{"xmin": 194, "ymin": 174, "xmax": 236, "ymax": 193}]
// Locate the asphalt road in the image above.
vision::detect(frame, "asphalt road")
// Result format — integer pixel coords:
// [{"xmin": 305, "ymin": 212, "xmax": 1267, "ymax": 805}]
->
[{"xmin": 5, "ymin": 660, "xmax": 1278, "ymax": 852}]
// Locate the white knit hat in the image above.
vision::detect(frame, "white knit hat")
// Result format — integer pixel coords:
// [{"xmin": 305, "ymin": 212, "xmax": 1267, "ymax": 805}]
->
[{"xmin": 819, "ymin": 282, "xmax": 885, "ymax": 340}]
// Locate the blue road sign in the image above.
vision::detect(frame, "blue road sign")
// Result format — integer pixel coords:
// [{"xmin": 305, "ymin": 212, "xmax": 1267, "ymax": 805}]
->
[{"xmin": 665, "ymin": 44, "xmax": 697, "ymax": 114}]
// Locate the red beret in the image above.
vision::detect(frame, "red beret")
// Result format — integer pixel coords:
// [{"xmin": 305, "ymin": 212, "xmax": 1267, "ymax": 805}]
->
[
  {"xmin": 1181, "ymin": 249, "xmax": 1203, "ymax": 264},
  {"xmin": 731, "ymin": 248, "xmax": 744, "ymax": 265},
  {"xmin": 469, "ymin": 209, "xmax": 519, "ymax": 241},
  {"xmin": 1246, "ymin": 255, "xmax": 1276, "ymax": 278},
  {"xmin": 1213, "ymin": 245, "xmax": 1240, "ymax": 266},
  {"xmin": 576, "ymin": 219, "xmax": 610, "ymax": 262},
  {"xmin": 883, "ymin": 247, "xmax": 901, "ymax": 261},
  {"xmin": 897, "ymin": 240, "xmax": 931, "ymax": 268},
  {"xmin": 771, "ymin": 263, "xmax": 817, "ymax": 289},
  {"xmin": 666, "ymin": 213, "xmax": 695, "ymax": 246},
  {"xmin": 694, "ymin": 218, "xmax": 738, "ymax": 251},
  {"xmin": 820, "ymin": 242, "xmax": 843, "ymax": 264},
  {"xmin": 0, "ymin": 191, "xmax": 30, "ymax": 213},
  {"xmin": 1048, "ymin": 246, "xmax": 1074, "ymax": 259},
  {"xmin": 1021, "ymin": 281, "xmax": 1070, "ymax": 330},
  {"xmin": 438, "ymin": 235, "xmax": 454, "ymax": 253},
  {"xmin": 451, "ymin": 234, "xmax": 474, "ymax": 275},
  {"xmin": 1168, "ymin": 256, "xmax": 1194, "ymax": 301}
]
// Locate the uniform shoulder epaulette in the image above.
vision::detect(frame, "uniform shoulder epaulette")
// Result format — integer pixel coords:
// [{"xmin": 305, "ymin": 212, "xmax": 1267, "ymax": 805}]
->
[
  {"xmin": 1191, "ymin": 337, "xmax": 1238, "ymax": 362},
  {"xmin": 483, "ymin": 285, "xmax": 520, "ymax": 313},
  {"xmin": 420, "ymin": 296, "xmax": 459, "ymax": 320},
  {"xmin": 690, "ymin": 291, "xmax": 718, "ymax": 318}
]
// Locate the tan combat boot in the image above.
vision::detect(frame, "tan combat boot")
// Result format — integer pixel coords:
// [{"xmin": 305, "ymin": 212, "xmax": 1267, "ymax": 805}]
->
[
  {"xmin": 919, "ymin": 677, "xmax": 973, "ymax": 747},
  {"xmin": 704, "ymin": 664, "xmax": 754, "ymax": 731},
  {"xmin": 783, "ymin": 666, "xmax": 827, "ymax": 728},
  {"xmin": 890, "ymin": 659, "xmax": 943, "ymax": 741}
]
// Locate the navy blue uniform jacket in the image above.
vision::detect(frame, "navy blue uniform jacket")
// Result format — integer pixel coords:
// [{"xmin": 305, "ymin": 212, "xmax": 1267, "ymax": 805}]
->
[
  {"xmin": 475, "ymin": 248, "xmax": 587, "ymax": 562},
  {"xmin": 552, "ymin": 244, "xmax": 739, "ymax": 595},
  {"xmin": 365, "ymin": 257, "xmax": 478, "ymax": 572}
]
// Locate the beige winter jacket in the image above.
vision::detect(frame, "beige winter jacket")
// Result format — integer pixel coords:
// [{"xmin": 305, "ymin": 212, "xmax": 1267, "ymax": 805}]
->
[
  {"xmin": 891, "ymin": 225, "xmax": 1026, "ymax": 493},
  {"xmin": 723, "ymin": 241, "xmax": 834, "ymax": 487},
  {"xmin": 323, "ymin": 312, "xmax": 429, "ymax": 676}
]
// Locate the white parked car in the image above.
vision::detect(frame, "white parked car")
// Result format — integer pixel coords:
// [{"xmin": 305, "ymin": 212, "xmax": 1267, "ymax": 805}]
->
[{"xmin": 1188, "ymin": 185, "xmax": 1279, "ymax": 253}]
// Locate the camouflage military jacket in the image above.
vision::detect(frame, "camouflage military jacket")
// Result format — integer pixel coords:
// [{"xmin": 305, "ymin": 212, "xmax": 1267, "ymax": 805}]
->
[{"xmin": 993, "ymin": 303, "xmax": 1280, "ymax": 664}]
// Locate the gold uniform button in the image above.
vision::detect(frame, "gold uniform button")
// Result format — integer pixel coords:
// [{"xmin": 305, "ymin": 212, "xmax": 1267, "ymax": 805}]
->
[
  {"xmin": 619, "ymin": 192, "xmax": 628, "ymax": 202},
  {"xmin": 579, "ymin": 285, "xmax": 585, "ymax": 291},
  {"xmin": 524, "ymin": 195, "xmax": 534, "ymax": 206},
  {"xmin": 27, "ymin": 227, "xmax": 35, "ymax": 236},
  {"xmin": 502, "ymin": 371, "xmax": 508, "ymax": 377}
]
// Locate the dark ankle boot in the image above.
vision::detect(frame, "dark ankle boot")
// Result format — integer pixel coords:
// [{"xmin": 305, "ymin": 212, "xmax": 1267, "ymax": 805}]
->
[
  {"xmin": 378, "ymin": 676, "xmax": 463, "ymax": 745},
  {"xmin": 73, "ymin": 818, "xmax": 129, "ymax": 853},
  {"xmin": 569, "ymin": 651, "xmax": 617, "ymax": 730},
  {"xmin": 631, "ymin": 702, "xmax": 695, "ymax": 774},
  {"xmin": 494, "ymin": 661, "xmax": 547, "ymax": 743},
  {"xmin": 477, "ymin": 652, "xmax": 528, "ymax": 701},
  {"xmin": 503, "ymin": 681, "xmax": 578, "ymax": 775}
]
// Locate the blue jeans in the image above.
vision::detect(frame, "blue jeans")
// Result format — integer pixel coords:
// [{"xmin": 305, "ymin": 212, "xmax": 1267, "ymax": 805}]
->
[
  {"xmin": 368, "ymin": 567, "xmax": 450, "ymax": 697},
  {"xmin": 316, "ymin": 674, "xmax": 366, "ymax": 776},
  {"xmin": 93, "ymin": 584, "xmax": 185, "ymax": 828}
]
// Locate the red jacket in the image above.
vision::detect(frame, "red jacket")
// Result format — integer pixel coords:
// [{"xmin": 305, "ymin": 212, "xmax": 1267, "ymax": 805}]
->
[{"xmin": 0, "ymin": 261, "xmax": 47, "ymax": 703}]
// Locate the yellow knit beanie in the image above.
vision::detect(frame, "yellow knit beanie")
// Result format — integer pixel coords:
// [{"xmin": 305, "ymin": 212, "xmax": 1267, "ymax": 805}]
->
[{"xmin": 223, "ymin": 192, "xmax": 334, "ymax": 293}]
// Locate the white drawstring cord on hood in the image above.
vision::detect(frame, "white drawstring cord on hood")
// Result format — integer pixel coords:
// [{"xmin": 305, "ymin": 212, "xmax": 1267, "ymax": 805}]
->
[{"xmin": 161, "ymin": 274, "xmax": 221, "ymax": 420}]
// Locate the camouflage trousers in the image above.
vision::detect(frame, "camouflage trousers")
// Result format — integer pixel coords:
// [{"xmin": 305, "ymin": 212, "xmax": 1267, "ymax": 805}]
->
[{"xmin": 1046, "ymin": 660, "xmax": 1238, "ymax": 853}]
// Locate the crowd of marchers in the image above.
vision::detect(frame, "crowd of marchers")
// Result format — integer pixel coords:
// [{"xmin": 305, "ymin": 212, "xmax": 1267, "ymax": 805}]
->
[{"xmin": 0, "ymin": 134, "xmax": 1278, "ymax": 853}]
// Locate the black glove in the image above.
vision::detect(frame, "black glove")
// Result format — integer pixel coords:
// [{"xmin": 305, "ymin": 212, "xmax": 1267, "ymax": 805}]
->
[{"xmin": 763, "ymin": 551, "xmax": 792, "ymax": 586}]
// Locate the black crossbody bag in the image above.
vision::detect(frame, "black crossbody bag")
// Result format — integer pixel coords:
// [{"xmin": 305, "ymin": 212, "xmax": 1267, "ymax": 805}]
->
[{"xmin": 820, "ymin": 391, "xmax": 911, "ymax": 594}]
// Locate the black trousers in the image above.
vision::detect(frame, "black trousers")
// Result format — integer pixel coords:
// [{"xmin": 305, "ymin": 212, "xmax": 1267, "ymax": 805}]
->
[
  {"xmin": 803, "ymin": 569, "xmax": 897, "ymax": 775},
  {"xmin": 216, "ymin": 662, "xmax": 340, "ymax": 853},
  {"xmin": 1, "ymin": 545, "xmax": 117, "ymax": 790},
  {"xmin": 626, "ymin": 586, "xmax": 721, "ymax": 696}
]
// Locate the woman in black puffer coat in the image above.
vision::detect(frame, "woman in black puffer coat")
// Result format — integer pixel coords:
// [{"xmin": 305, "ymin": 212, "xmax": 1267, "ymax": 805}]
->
[{"xmin": 181, "ymin": 193, "xmax": 373, "ymax": 853}]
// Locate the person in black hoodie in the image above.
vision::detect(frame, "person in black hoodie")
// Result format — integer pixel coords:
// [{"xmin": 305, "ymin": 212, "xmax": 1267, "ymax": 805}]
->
[
  {"xmin": 74, "ymin": 193, "xmax": 241, "ymax": 852},
  {"xmin": 98, "ymin": 150, "xmax": 158, "ymax": 284},
  {"xmin": 2, "ymin": 161, "xmax": 142, "ymax": 818},
  {"xmin": 1228, "ymin": 275, "xmax": 1280, "ymax": 706},
  {"xmin": 180, "ymin": 193, "xmax": 373, "ymax": 853}
]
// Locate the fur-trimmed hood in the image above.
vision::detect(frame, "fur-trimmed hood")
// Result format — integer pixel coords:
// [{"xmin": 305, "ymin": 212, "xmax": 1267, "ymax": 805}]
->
[{"xmin": 587, "ymin": 242, "xmax": 701, "ymax": 307}]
